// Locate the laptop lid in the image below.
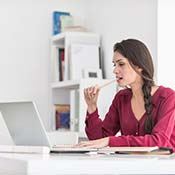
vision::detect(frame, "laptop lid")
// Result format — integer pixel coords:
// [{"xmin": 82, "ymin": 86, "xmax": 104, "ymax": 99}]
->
[
  {"xmin": 0, "ymin": 112, "xmax": 14, "ymax": 145},
  {"xmin": 0, "ymin": 101, "xmax": 51, "ymax": 147}
]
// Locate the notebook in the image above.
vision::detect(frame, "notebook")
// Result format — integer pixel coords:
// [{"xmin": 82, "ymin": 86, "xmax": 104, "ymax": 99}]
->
[
  {"xmin": 0, "ymin": 101, "xmax": 96, "ymax": 153},
  {"xmin": 97, "ymin": 146, "xmax": 173, "ymax": 155}
]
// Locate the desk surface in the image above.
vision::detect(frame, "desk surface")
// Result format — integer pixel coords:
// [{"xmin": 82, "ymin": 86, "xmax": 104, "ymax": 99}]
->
[{"xmin": 0, "ymin": 152, "xmax": 175, "ymax": 175}]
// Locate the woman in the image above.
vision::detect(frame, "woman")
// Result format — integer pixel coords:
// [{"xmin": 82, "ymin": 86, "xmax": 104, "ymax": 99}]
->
[{"xmin": 78, "ymin": 39, "xmax": 175, "ymax": 151}]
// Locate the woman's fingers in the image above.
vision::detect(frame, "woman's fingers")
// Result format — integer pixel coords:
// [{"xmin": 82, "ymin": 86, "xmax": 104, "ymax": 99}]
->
[
  {"xmin": 93, "ymin": 85, "xmax": 99, "ymax": 95},
  {"xmin": 75, "ymin": 141, "xmax": 90, "ymax": 147},
  {"xmin": 74, "ymin": 137, "xmax": 109, "ymax": 149},
  {"xmin": 84, "ymin": 85, "xmax": 100, "ymax": 99},
  {"xmin": 74, "ymin": 141, "xmax": 95, "ymax": 148},
  {"xmin": 84, "ymin": 88, "xmax": 91, "ymax": 100},
  {"xmin": 88, "ymin": 87, "xmax": 94, "ymax": 99}
]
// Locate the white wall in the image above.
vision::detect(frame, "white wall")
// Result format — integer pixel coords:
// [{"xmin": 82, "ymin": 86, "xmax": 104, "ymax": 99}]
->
[
  {"xmin": 0, "ymin": 0, "xmax": 86, "ymax": 130},
  {"xmin": 0, "ymin": 0, "xmax": 158, "ymax": 130},
  {"xmin": 158, "ymin": 0, "xmax": 175, "ymax": 89},
  {"xmin": 85, "ymin": 0, "xmax": 157, "ymax": 79}
]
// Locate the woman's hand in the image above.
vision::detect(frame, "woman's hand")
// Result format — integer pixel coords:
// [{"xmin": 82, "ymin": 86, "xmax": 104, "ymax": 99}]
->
[
  {"xmin": 84, "ymin": 85, "xmax": 100, "ymax": 114},
  {"xmin": 75, "ymin": 137, "xmax": 109, "ymax": 149}
]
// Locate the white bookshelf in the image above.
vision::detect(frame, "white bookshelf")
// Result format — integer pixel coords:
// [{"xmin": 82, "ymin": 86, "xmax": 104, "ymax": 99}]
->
[
  {"xmin": 50, "ymin": 32, "xmax": 117, "ymax": 137},
  {"xmin": 51, "ymin": 80, "xmax": 79, "ymax": 89}
]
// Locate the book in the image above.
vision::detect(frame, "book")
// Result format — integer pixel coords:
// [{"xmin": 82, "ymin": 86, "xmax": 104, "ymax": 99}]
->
[
  {"xmin": 58, "ymin": 48, "xmax": 65, "ymax": 81},
  {"xmin": 60, "ymin": 15, "xmax": 74, "ymax": 32},
  {"xmin": 55, "ymin": 104, "xmax": 70, "ymax": 130},
  {"xmin": 52, "ymin": 11, "xmax": 70, "ymax": 35}
]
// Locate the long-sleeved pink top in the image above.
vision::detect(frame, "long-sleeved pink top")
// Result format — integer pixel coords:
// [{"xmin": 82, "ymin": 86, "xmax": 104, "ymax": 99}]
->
[{"xmin": 85, "ymin": 86, "xmax": 175, "ymax": 151}]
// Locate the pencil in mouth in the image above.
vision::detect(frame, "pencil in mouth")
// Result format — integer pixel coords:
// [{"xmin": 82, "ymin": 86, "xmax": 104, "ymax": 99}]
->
[{"xmin": 99, "ymin": 79, "xmax": 116, "ymax": 89}]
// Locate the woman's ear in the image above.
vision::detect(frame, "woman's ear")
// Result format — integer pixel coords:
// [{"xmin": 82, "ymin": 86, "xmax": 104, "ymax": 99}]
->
[
  {"xmin": 134, "ymin": 65, "xmax": 143, "ymax": 73},
  {"xmin": 138, "ymin": 67, "xmax": 143, "ymax": 73}
]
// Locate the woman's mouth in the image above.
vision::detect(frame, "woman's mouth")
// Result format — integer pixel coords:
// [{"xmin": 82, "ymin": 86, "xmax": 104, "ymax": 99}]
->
[
  {"xmin": 116, "ymin": 76, "xmax": 123, "ymax": 80},
  {"xmin": 116, "ymin": 76, "xmax": 123, "ymax": 83}
]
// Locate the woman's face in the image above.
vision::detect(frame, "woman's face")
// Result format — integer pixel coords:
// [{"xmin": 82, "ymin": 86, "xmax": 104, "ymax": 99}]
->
[{"xmin": 113, "ymin": 51, "xmax": 142, "ymax": 87}]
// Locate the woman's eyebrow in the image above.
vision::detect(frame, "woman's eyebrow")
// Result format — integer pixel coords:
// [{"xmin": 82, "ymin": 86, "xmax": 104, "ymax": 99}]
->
[{"xmin": 113, "ymin": 59, "xmax": 123, "ymax": 63}]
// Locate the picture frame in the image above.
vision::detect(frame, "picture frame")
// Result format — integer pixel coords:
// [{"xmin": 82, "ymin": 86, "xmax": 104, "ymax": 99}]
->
[{"xmin": 83, "ymin": 68, "xmax": 102, "ymax": 79}]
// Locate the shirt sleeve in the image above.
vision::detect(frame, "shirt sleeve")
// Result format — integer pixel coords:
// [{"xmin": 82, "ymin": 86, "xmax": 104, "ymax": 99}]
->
[
  {"xmin": 109, "ymin": 92, "xmax": 175, "ymax": 148},
  {"xmin": 85, "ymin": 94, "xmax": 120, "ymax": 140}
]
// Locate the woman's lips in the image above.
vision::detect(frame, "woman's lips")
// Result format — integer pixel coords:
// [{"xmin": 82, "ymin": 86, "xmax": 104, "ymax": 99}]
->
[{"xmin": 116, "ymin": 77, "xmax": 123, "ymax": 83}]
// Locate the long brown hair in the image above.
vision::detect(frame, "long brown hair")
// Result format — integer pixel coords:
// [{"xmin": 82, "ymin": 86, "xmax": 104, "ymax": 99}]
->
[{"xmin": 113, "ymin": 39, "xmax": 154, "ymax": 134}]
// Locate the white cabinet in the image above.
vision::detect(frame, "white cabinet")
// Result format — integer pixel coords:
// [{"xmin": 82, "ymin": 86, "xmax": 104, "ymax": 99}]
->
[{"xmin": 49, "ymin": 32, "xmax": 117, "ymax": 137}]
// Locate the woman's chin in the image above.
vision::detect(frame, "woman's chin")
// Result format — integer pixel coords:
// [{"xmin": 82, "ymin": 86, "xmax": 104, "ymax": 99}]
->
[
  {"xmin": 118, "ymin": 83, "xmax": 126, "ymax": 88},
  {"xmin": 117, "ymin": 79, "xmax": 128, "ymax": 87}
]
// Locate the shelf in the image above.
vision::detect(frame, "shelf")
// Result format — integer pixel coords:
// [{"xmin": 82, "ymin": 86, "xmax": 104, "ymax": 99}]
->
[
  {"xmin": 51, "ymin": 32, "xmax": 100, "ymax": 46},
  {"xmin": 51, "ymin": 80, "xmax": 80, "ymax": 89},
  {"xmin": 51, "ymin": 33, "xmax": 65, "ymax": 45}
]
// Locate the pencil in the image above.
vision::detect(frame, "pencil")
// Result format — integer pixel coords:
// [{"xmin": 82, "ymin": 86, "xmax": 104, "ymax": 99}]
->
[{"xmin": 99, "ymin": 79, "xmax": 116, "ymax": 89}]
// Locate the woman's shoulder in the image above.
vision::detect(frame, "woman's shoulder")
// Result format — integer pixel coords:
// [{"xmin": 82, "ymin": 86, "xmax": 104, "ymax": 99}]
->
[
  {"xmin": 153, "ymin": 86, "xmax": 175, "ymax": 106},
  {"xmin": 158, "ymin": 85, "xmax": 175, "ymax": 98},
  {"xmin": 117, "ymin": 87, "xmax": 132, "ymax": 96},
  {"xmin": 153, "ymin": 86, "xmax": 175, "ymax": 111},
  {"xmin": 112, "ymin": 88, "xmax": 131, "ymax": 105},
  {"xmin": 114, "ymin": 87, "xmax": 132, "ymax": 100}
]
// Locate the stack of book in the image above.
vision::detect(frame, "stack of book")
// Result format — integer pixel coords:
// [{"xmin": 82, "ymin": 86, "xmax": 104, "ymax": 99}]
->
[
  {"xmin": 52, "ymin": 11, "xmax": 88, "ymax": 35},
  {"xmin": 52, "ymin": 11, "xmax": 70, "ymax": 35},
  {"xmin": 55, "ymin": 104, "xmax": 70, "ymax": 130}
]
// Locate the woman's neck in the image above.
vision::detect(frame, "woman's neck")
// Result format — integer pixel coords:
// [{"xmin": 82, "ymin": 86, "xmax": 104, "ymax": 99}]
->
[{"xmin": 130, "ymin": 82, "xmax": 143, "ymax": 99}]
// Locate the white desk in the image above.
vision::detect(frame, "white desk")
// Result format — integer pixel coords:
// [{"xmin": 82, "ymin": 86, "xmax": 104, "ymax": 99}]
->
[{"xmin": 0, "ymin": 152, "xmax": 175, "ymax": 174}]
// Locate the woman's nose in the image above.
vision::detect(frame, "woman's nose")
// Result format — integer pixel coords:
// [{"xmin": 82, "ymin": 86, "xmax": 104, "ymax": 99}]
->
[{"xmin": 113, "ymin": 66, "xmax": 119, "ymax": 74}]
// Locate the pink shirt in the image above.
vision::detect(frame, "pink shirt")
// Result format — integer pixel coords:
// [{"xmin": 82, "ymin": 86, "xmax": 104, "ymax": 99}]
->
[{"xmin": 85, "ymin": 86, "xmax": 175, "ymax": 151}]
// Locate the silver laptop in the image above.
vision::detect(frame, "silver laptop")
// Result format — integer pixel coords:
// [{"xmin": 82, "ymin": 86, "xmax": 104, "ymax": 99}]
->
[
  {"xmin": 0, "ymin": 112, "xmax": 14, "ymax": 145},
  {"xmin": 0, "ymin": 101, "xmax": 97, "ymax": 153}
]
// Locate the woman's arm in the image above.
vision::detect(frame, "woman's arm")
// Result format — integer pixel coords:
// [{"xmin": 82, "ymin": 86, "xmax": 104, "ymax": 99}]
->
[{"xmin": 85, "ymin": 93, "xmax": 121, "ymax": 140}]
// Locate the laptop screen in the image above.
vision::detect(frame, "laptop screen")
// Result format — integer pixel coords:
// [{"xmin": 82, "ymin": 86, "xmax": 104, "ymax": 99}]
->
[{"xmin": 0, "ymin": 101, "xmax": 51, "ymax": 147}]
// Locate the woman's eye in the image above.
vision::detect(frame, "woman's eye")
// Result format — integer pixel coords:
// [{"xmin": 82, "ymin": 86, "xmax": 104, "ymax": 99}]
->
[
  {"xmin": 113, "ymin": 63, "xmax": 116, "ymax": 67},
  {"xmin": 119, "ymin": 63, "xmax": 125, "ymax": 66}
]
